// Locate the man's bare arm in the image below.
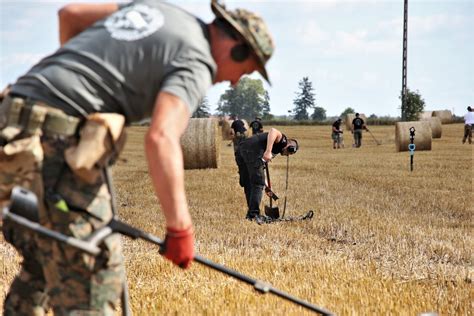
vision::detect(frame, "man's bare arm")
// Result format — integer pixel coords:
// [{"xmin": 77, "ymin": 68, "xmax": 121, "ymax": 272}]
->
[
  {"xmin": 58, "ymin": 3, "xmax": 119, "ymax": 45},
  {"xmin": 145, "ymin": 92, "xmax": 191, "ymax": 230},
  {"xmin": 263, "ymin": 128, "xmax": 282, "ymax": 161}
]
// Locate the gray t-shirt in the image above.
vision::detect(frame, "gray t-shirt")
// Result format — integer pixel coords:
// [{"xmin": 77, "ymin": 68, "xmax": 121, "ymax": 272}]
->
[{"xmin": 10, "ymin": 0, "xmax": 216, "ymax": 123}]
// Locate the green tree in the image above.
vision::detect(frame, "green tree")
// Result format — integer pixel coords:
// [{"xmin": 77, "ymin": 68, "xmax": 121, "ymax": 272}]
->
[
  {"xmin": 400, "ymin": 88, "xmax": 425, "ymax": 121},
  {"xmin": 261, "ymin": 91, "xmax": 273, "ymax": 120},
  {"xmin": 311, "ymin": 106, "xmax": 326, "ymax": 122},
  {"xmin": 292, "ymin": 77, "xmax": 315, "ymax": 121},
  {"xmin": 192, "ymin": 97, "xmax": 211, "ymax": 118},
  {"xmin": 341, "ymin": 107, "xmax": 355, "ymax": 118},
  {"xmin": 216, "ymin": 77, "xmax": 267, "ymax": 120}
]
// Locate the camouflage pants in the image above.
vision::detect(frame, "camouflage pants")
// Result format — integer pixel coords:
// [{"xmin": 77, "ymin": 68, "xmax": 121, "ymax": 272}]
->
[
  {"xmin": 462, "ymin": 124, "xmax": 472, "ymax": 144},
  {"xmin": 353, "ymin": 130, "xmax": 363, "ymax": 147},
  {"xmin": 1, "ymin": 134, "xmax": 124, "ymax": 315}
]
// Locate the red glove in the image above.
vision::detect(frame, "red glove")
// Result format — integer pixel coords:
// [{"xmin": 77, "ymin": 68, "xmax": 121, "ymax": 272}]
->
[{"xmin": 160, "ymin": 226, "xmax": 194, "ymax": 269}]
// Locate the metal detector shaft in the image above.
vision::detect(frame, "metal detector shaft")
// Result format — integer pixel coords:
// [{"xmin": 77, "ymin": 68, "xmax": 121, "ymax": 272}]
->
[
  {"xmin": 193, "ymin": 255, "xmax": 332, "ymax": 315},
  {"xmin": 367, "ymin": 129, "xmax": 381, "ymax": 145},
  {"xmin": 282, "ymin": 155, "xmax": 290, "ymax": 218},
  {"xmin": 2, "ymin": 207, "xmax": 101, "ymax": 255},
  {"xmin": 3, "ymin": 187, "xmax": 332, "ymax": 315},
  {"xmin": 263, "ymin": 162, "xmax": 278, "ymax": 201},
  {"xmin": 112, "ymin": 219, "xmax": 333, "ymax": 315}
]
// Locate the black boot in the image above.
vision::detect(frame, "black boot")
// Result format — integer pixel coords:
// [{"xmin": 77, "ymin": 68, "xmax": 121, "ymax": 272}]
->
[{"xmin": 245, "ymin": 210, "xmax": 260, "ymax": 220}]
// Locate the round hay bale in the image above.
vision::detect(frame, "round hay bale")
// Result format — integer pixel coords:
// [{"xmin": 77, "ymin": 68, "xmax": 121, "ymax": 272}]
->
[
  {"xmin": 221, "ymin": 119, "xmax": 234, "ymax": 140},
  {"xmin": 395, "ymin": 121, "xmax": 432, "ymax": 152},
  {"xmin": 345, "ymin": 113, "xmax": 367, "ymax": 130},
  {"xmin": 420, "ymin": 116, "xmax": 442, "ymax": 139},
  {"xmin": 432, "ymin": 110, "xmax": 453, "ymax": 124},
  {"xmin": 418, "ymin": 111, "xmax": 433, "ymax": 120},
  {"xmin": 181, "ymin": 118, "xmax": 221, "ymax": 169}
]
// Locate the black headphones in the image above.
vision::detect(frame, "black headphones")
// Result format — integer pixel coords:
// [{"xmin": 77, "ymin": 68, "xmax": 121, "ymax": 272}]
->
[
  {"xmin": 287, "ymin": 139, "xmax": 299, "ymax": 154},
  {"xmin": 231, "ymin": 43, "xmax": 250, "ymax": 62}
]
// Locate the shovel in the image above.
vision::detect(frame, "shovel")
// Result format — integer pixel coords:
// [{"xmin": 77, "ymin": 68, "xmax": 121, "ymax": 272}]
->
[{"xmin": 264, "ymin": 162, "xmax": 280, "ymax": 219}]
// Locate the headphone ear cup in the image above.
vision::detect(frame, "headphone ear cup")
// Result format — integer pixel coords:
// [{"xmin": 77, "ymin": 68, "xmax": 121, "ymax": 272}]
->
[{"xmin": 231, "ymin": 43, "xmax": 250, "ymax": 62}]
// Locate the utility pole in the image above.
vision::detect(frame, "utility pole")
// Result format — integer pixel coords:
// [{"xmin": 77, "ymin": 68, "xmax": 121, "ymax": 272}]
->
[{"xmin": 401, "ymin": 0, "xmax": 408, "ymax": 120}]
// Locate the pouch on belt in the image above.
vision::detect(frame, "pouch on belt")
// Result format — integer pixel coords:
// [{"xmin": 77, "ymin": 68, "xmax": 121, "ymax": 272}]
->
[{"xmin": 65, "ymin": 113, "xmax": 126, "ymax": 184}]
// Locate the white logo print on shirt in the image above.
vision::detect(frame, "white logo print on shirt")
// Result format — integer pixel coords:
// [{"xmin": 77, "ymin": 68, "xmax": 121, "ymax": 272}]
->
[{"xmin": 105, "ymin": 4, "xmax": 164, "ymax": 41}]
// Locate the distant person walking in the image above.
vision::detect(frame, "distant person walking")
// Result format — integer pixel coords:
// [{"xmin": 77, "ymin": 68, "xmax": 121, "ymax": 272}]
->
[
  {"xmin": 462, "ymin": 106, "xmax": 474, "ymax": 144},
  {"xmin": 230, "ymin": 115, "xmax": 247, "ymax": 154},
  {"xmin": 249, "ymin": 117, "xmax": 263, "ymax": 135},
  {"xmin": 331, "ymin": 118, "xmax": 344, "ymax": 149},
  {"xmin": 351, "ymin": 113, "xmax": 367, "ymax": 148}
]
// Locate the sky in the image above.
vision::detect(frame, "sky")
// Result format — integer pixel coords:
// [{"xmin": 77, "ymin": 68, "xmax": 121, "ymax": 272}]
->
[{"xmin": 1, "ymin": 0, "xmax": 473, "ymax": 117}]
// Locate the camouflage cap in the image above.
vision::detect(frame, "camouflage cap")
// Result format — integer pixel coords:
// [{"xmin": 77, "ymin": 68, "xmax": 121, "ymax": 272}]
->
[{"xmin": 211, "ymin": 0, "xmax": 274, "ymax": 84}]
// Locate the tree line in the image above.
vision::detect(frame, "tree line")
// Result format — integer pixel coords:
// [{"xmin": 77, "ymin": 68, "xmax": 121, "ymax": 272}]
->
[{"xmin": 192, "ymin": 76, "xmax": 425, "ymax": 122}]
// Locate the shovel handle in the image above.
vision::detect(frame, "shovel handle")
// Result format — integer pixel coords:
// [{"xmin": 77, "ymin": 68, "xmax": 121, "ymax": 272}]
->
[{"xmin": 264, "ymin": 162, "xmax": 273, "ymax": 207}]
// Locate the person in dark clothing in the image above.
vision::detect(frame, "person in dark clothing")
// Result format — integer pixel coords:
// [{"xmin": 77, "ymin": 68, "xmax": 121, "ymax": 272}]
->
[
  {"xmin": 230, "ymin": 115, "xmax": 247, "ymax": 154},
  {"xmin": 331, "ymin": 118, "xmax": 343, "ymax": 149},
  {"xmin": 249, "ymin": 117, "xmax": 263, "ymax": 135},
  {"xmin": 351, "ymin": 113, "xmax": 367, "ymax": 148},
  {"xmin": 235, "ymin": 128, "xmax": 298, "ymax": 220}
]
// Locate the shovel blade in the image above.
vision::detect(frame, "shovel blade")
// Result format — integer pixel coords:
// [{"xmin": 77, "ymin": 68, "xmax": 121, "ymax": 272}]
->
[{"xmin": 264, "ymin": 206, "xmax": 280, "ymax": 219}]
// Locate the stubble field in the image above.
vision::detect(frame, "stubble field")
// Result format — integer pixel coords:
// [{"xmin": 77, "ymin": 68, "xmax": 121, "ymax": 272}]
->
[{"xmin": 1, "ymin": 123, "xmax": 472, "ymax": 315}]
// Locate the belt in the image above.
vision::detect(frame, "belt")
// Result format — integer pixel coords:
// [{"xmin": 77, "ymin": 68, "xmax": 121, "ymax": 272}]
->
[{"xmin": 0, "ymin": 95, "xmax": 81, "ymax": 140}]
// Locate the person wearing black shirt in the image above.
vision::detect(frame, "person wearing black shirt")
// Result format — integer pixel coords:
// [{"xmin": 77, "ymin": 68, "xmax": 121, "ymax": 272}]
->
[
  {"xmin": 235, "ymin": 128, "xmax": 298, "ymax": 220},
  {"xmin": 351, "ymin": 113, "xmax": 367, "ymax": 148},
  {"xmin": 230, "ymin": 115, "xmax": 247, "ymax": 155},
  {"xmin": 331, "ymin": 118, "xmax": 343, "ymax": 149},
  {"xmin": 249, "ymin": 117, "xmax": 263, "ymax": 135}
]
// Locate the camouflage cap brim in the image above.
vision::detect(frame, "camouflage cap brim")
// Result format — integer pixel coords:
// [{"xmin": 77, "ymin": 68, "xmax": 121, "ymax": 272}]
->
[{"xmin": 211, "ymin": 1, "xmax": 272, "ymax": 85}]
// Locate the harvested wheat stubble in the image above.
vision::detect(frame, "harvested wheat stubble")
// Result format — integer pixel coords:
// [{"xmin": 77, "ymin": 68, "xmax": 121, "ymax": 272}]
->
[
  {"xmin": 432, "ymin": 110, "xmax": 453, "ymax": 124},
  {"xmin": 395, "ymin": 121, "xmax": 432, "ymax": 152},
  {"xmin": 221, "ymin": 119, "xmax": 233, "ymax": 140},
  {"xmin": 345, "ymin": 113, "xmax": 367, "ymax": 131},
  {"xmin": 420, "ymin": 117, "xmax": 442, "ymax": 139},
  {"xmin": 181, "ymin": 118, "xmax": 221, "ymax": 169},
  {"xmin": 418, "ymin": 111, "xmax": 433, "ymax": 120}
]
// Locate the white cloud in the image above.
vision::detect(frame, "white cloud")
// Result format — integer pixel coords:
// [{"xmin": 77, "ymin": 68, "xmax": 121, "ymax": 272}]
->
[
  {"xmin": 296, "ymin": 20, "xmax": 329, "ymax": 45},
  {"xmin": 0, "ymin": 53, "xmax": 45, "ymax": 68},
  {"xmin": 411, "ymin": 14, "xmax": 469, "ymax": 35},
  {"xmin": 319, "ymin": 28, "xmax": 399, "ymax": 55},
  {"xmin": 380, "ymin": 13, "xmax": 470, "ymax": 39},
  {"xmin": 361, "ymin": 71, "xmax": 379, "ymax": 84}
]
